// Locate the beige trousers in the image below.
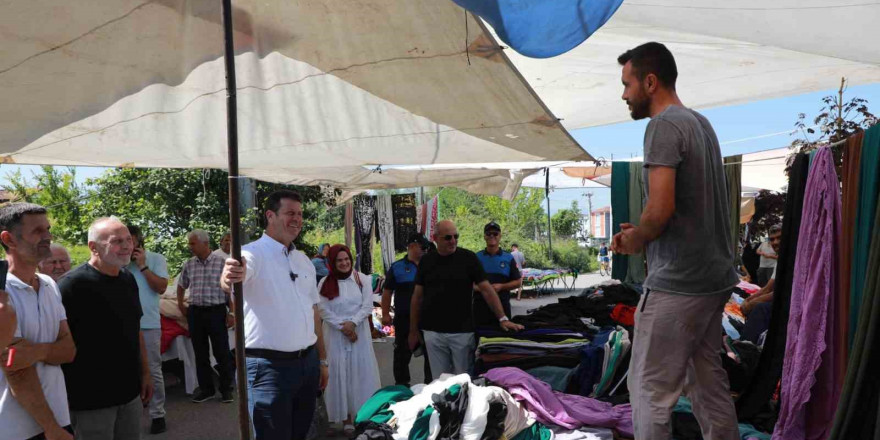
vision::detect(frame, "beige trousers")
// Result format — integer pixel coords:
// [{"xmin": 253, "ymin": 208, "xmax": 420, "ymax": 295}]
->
[{"xmin": 627, "ymin": 290, "xmax": 739, "ymax": 440}]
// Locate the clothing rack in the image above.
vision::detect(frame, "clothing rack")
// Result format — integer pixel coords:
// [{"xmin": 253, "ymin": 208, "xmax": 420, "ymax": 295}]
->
[{"xmin": 722, "ymin": 138, "xmax": 848, "ymax": 166}]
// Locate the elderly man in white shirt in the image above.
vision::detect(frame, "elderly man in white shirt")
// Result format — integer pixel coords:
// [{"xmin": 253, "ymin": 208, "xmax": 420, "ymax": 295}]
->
[
  {"xmin": 0, "ymin": 203, "xmax": 76, "ymax": 440},
  {"xmin": 221, "ymin": 190, "xmax": 329, "ymax": 440}
]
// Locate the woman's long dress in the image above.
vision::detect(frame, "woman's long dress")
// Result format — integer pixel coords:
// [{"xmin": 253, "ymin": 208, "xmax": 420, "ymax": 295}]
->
[{"xmin": 317, "ymin": 272, "xmax": 381, "ymax": 422}]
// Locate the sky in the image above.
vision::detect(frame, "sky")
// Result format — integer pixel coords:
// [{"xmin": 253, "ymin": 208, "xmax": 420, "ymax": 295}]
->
[
  {"xmin": 547, "ymin": 82, "xmax": 880, "ymax": 216},
  {"xmin": 2, "ymin": 83, "xmax": 879, "ymax": 217}
]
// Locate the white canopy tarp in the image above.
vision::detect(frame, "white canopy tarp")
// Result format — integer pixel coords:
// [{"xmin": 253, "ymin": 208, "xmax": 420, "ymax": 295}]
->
[
  {"xmin": 1, "ymin": 0, "xmax": 587, "ymax": 193},
  {"xmin": 2, "ymin": 0, "xmax": 876, "ymax": 196},
  {"xmin": 504, "ymin": 1, "xmax": 880, "ymax": 130}
]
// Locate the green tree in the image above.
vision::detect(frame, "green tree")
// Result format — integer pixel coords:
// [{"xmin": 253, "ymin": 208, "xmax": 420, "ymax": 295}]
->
[
  {"xmin": 552, "ymin": 201, "xmax": 583, "ymax": 240},
  {"xmin": 3, "ymin": 166, "xmax": 87, "ymax": 244},
  {"xmin": 83, "ymin": 168, "xmax": 335, "ymax": 275}
]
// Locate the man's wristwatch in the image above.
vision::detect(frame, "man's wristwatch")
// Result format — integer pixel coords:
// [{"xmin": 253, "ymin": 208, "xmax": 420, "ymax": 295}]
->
[
  {"xmin": 140, "ymin": 266, "xmax": 148, "ymax": 272},
  {"xmin": 499, "ymin": 316, "xmax": 510, "ymax": 323},
  {"xmin": 319, "ymin": 359, "xmax": 330, "ymax": 367}
]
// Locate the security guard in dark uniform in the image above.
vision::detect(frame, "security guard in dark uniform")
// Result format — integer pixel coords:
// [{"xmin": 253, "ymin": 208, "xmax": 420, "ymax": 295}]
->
[
  {"xmin": 473, "ymin": 222, "xmax": 522, "ymax": 329},
  {"xmin": 380, "ymin": 233, "xmax": 433, "ymax": 386}
]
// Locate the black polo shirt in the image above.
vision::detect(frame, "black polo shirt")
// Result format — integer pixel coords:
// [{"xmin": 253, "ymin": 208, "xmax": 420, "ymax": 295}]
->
[
  {"xmin": 416, "ymin": 248, "xmax": 486, "ymax": 333},
  {"xmin": 59, "ymin": 264, "xmax": 143, "ymax": 411}
]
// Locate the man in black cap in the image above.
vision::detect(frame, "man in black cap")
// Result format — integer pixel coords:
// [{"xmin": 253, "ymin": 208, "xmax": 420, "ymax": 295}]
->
[
  {"xmin": 380, "ymin": 233, "xmax": 432, "ymax": 386},
  {"xmin": 474, "ymin": 222, "xmax": 522, "ymax": 329}
]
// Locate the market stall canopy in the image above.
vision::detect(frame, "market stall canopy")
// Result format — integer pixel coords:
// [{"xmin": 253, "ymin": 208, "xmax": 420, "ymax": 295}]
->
[
  {"xmin": 245, "ymin": 166, "xmax": 534, "ymax": 202},
  {"xmin": 502, "ymin": 1, "xmax": 880, "ymax": 130},
  {"xmin": 0, "ymin": 0, "xmax": 589, "ymax": 187}
]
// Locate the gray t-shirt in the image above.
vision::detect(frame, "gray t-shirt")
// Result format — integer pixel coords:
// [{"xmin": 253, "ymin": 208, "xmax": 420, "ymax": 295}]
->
[{"xmin": 641, "ymin": 105, "xmax": 739, "ymax": 295}]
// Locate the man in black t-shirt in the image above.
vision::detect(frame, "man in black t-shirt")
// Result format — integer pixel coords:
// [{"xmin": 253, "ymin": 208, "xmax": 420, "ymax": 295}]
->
[
  {"xmin": 408, "ymin": 220, "xmax": 522, "ymax": 376},
  {"xmin": 59, "ymin": 217, "xmax": 151, "ymax": 440}
]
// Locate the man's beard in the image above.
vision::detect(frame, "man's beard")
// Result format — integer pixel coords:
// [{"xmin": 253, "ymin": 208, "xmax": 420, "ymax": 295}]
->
[{"xmin": 628, "ymin": 96, "xmax": 651, "ymax": 120}]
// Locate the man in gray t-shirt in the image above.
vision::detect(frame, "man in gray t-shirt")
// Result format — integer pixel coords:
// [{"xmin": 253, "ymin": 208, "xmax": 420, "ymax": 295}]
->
[{"xmin": 613, "ymin": 42, "xmax": 739, "ymax": 440}]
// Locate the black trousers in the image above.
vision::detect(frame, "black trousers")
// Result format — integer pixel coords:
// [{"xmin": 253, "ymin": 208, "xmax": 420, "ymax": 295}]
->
[
  {"xmin": 188, "ymin": 304, "xmax": 234, "ymax": 394},
  {"xmin": 393, "ymin": 316, "xmax": 432, "ymax": 386}
]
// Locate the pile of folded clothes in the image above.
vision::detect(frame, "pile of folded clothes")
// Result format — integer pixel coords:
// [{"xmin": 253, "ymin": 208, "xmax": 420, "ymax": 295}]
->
[{"xmin": 353, "ymin": 368, "xmax": 634, "ymax": 440}]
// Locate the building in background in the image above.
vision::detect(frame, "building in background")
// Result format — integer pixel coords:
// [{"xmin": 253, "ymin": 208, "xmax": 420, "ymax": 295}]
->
[{"xmin": 587, "ymin": 207, "xmax": 611, "ymax": 247}]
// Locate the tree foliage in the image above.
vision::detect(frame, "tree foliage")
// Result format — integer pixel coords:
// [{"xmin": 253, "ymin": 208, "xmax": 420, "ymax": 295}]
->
[
  {"xmin": 3, "ymin": 166, "xmax": 88, "ymax": 244},
  {"xmin": 747, "ymin": 190, "xmax": 786, "ymax": 241},
  {"xmin": 790, "ymin": 78, "xmax": 877, "ymax": 171},
  {"xmin": 552, "ymin": 201, "xmax": 583, "ymax": 240}
]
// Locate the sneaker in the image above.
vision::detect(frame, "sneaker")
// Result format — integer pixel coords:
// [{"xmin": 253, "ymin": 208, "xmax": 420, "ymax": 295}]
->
[
  {"xmin": 150, "ymin": 418, "xmax": 167, "ymax": 434},
  {"xmin": 191, "ymin": 390, "xmax": 216, "ymax": 403},
  {"xmin": 221, "ymin": 390, "xmax": 234, "ymax": 403}
]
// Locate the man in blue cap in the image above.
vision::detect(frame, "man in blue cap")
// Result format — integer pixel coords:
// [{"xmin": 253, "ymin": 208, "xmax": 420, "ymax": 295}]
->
[
  {"xmin": 381, "ymin": 233, "xmax": 432, "ymax": 386},
  {"xmin": 473, "ymin": 222, "xmax": 522, "ymax": 329}
]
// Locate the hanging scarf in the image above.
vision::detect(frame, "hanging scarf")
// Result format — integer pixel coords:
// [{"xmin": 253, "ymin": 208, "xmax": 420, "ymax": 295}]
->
[{"xmin": 320, "ymin": 245, "xmax": 362, "ymax": 300}]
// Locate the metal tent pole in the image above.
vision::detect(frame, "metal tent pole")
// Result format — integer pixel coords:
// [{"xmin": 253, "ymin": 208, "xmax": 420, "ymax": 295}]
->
[
  {"xmin": 220, "ymin": 0, "xmax": 250, "ymax": 438},
  {"xmin": 546, "ymin": 168, "xmax": 552, "ymax": 261}
]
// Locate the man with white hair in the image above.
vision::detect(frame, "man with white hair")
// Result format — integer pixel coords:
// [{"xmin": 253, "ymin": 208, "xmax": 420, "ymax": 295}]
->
[
  {"xmin": 59, "ymin": 217, "xmax": 152, "ymax": 440},
  {"xmin": 39, "ymin": 244, "xmax": 72, "ymax": 282},
  {"xmin": 177, "ymin": 229, "xmax": 233, "ymax": 404}
]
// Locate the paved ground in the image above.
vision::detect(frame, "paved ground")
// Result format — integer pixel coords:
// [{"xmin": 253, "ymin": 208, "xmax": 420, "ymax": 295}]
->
[{"xmin": 141, "ymin": 271, "xmax": 610, "ymax": 439}]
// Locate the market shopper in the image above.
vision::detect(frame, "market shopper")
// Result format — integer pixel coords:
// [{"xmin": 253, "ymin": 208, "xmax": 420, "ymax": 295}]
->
[
  {"xmin": 756, "ymin": 225, "xmax": 781, "ymax": 286},
  {"xmin": 317, "ymin": 245, "xmax": 381, "ymax": 436},
  {"xmin": 220, "ymin": 190, "xmax": 329, "ymax": 440},
  {"xmin": 474, "ymin": 222, "xmax": 521, "ymax": 329},
  {"xmin": 38, "ymin": 244, "xmax": 72, "ymax": 282},
  {"xmin": 612, "ymin": 42, "xmax": 740, "ymax": 440},
  {"xmin": 60, "ymin": 217, "xmax": 152, "ymax": 440},
  {"xmin": 0, "ymin": 203, "xmax": 75, "ymax": 440},
  {"xmin": 126, "ymin": 225, "xmax": 169, "ymax": 434},
  {"xmin": 381, "ymin": 233, "xmax": 432, "ymax": 387},
  {"xmin": 408, "ymin": 220, "xmax": 522, "ymax": 376},
  {"xmin": 177, "ymin": 229, "xmax": 234, "ymax": 405}
]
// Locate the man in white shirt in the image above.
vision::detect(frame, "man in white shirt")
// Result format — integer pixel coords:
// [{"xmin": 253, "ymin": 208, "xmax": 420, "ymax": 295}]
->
[
  {"xmin": 755, "ymin": 225, "xmax": 781, "ymax": 287},
  {"xmin": 221, "ymin": 190, "xmax": 329, "ymax": 440},
  {"xmin": 0, "ymin": 203, "xmax": 76, "ymax": 440}
]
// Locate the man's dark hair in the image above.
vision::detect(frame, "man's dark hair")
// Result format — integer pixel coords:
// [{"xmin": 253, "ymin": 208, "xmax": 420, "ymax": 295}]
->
[
  {"xmin": 769, "ymin": 224, "xmax": 783, "ymax": 235},
  {"xmin": 127, "ymin": 225, "xmax": 144, "ymax": 244},
  {"xmin": 617, "ymin": 42, "xmax": 677, "ymax": 90},
  {"xmin": 264, "ymin": 190, "xmax": 304, "ymax": 214},
  {"xmin": 511, "ymin": 243, "xmax": 519, "ymax": 249},
  {"xmin": 0, "ymin": 203, "xmax": 48, "ymax": 251}
]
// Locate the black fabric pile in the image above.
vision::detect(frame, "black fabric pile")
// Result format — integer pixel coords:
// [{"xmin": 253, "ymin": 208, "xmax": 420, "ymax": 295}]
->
[
  {"xmin": 433, "ymin": 383, "xmax": 470, "ymax": 440},
  {"xmin": 512, "ymin": 284, "xmax": 641, "ymax": 332}
]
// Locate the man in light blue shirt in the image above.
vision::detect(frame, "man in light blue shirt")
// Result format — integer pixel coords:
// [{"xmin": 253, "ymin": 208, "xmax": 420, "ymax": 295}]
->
[{"xmin": 127, "ymin": 225, "xmax": 169, "ymax": 434}]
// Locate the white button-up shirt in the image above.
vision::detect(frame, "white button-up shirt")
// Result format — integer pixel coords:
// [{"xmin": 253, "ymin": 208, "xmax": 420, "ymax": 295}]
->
[
  {"xmin": 0, "ymin": 273, "xmax": 70, "ymax": 440},
  {"xmin": 241, "ymin": 234, "xmax": 319, "ymax": 352}
]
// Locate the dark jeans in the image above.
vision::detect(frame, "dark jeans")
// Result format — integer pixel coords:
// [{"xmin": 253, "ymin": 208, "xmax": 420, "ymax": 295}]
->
[
  {"xmin": 188, "ymin": 304, "xmax": 234, "ymax": 394},
  {"xmin": 393, "ymin": 316, "xmax": 432, "ymax": 386},
  {"xmin": 247, "ymin": 348, "xmax": 320, "ymax": 440},
  {"xmin": 27, "ymin": 426, "xmax": 73, "ymax": 440}
]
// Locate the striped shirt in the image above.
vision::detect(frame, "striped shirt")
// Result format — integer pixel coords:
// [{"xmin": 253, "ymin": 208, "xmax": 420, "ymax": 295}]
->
[{"xmin": 178, "ymin": 253, "xmax": 228, "ymax": 306}]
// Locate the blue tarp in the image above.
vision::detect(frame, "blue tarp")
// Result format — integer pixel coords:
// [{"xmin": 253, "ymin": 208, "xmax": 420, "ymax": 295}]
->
[{"xmin": 452, "ymin": 0, "xmax": 624, "ymax": 58}]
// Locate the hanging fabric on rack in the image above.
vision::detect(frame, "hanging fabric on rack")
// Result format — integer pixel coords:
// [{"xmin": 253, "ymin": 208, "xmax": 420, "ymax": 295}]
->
[
  {"xmin": 736, "ymin": 153, "xmax": 810, "ymax": 419},
  {"xmin": 772, "ymin": 147, "xmax": 842, "ymax": 440},
  {"xmin": 353, "ymin": 195, "xmax": 376, "ymax": 274},
  {"xmin": 423, "ymin": 195, "xmax": 440, "ymax": 240},
  {"xmin": 626, "ymin": 162, "xmax": 646, "ymax": 284},
  {"xmin": 610, "ymin": 162, "xmax": 630, "ymax": 281},
  {"xmin": 830, "ymin": 137, "xmax": 880, "ymax": 440},
  {"xmin": 725, "ymin": 155, "xmax": 743, "ymax": 257},
  {"xmin": 391, "ymin": 194, "xmax": 418, "ymax": 252},
  {"xmin": 345, "ymin": 201, "xmax": 354, "ymax": 249},
  {"xmin": 850, "ymin": 124, "xmax": 880, "ymax": 345},
  {"xmin": 838, "ymin": 131, "xmax": 864, "ymax": 382},
  {"xmin": 377, "ymin": 194, "xmax": 396, "ymax": 272}
]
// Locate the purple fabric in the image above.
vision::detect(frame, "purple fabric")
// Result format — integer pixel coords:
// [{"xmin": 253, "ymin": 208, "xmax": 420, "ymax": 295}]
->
[
  {"xmin": 772, "ymin": 147, "xmax": 842, "ymax": 440},
  {"xmin": 484, "ymin": 367, "xmax": 633, "ymax": 437}
]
